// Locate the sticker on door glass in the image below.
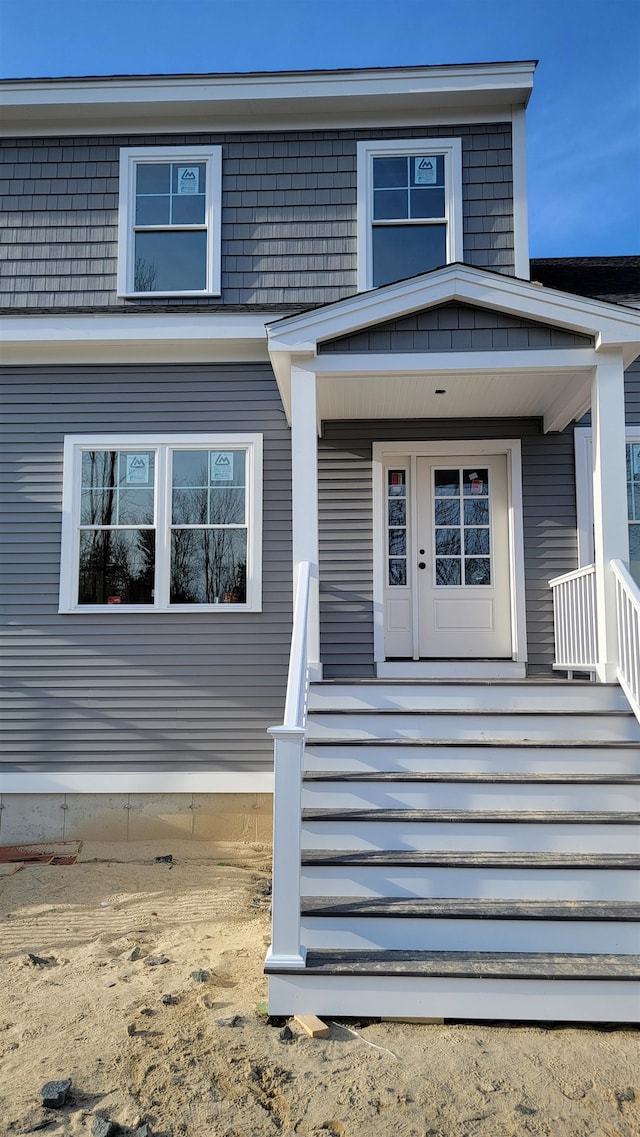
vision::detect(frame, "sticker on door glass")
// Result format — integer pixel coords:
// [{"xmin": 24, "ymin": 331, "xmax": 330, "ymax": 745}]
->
[
  {"xmin": 210, "ymin": 451, "xmax": 234, "ymax": 482},
  {"xmin": 177, "ymin": 167, "xmax": 199, "ymax": 194},
  {"xmin": 125, "ymin": 454, "xmax": 150, "ymax": 484},
  {"xmin": 414, "ymin": 157, "xmax": 437, "ymax": 185}
]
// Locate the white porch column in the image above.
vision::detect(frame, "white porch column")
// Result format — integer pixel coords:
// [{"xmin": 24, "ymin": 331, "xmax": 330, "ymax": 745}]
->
[
  {"xmin": 290, "ymin": 365, "xmax": 321, "ymax": 678},
  {"xmin": 591, "ymin": 350, "xmax": 629, "ymax": 682}
]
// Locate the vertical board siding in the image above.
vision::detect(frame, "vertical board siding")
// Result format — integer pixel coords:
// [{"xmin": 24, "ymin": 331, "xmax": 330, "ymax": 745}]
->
[
  {"xmin": 0, "ymin": 363, "xmax": 292, "ymax": 771},
  {"xmin": 0, "ymin": 124, "xmax": 514, "ymax": 309},
  {"xmin": 318, "ymin": 418, "xmax": 578, "ymax": 677}
]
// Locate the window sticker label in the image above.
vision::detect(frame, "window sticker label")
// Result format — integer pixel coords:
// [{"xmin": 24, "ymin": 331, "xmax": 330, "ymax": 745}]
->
[
  {"xmin": 414, "ymin": 157, "xmax": 437, "ymax": 185},
  {"xmin": 177, "ymin": 167, "xmax": 199, "ymax": 194},
  {"xmin": 210, "ymin": 451, "xmax": 234, "ymax": 482},
  {"xmin": 126, "ymin": 454, "xmax": 150, "ymax": 484}
]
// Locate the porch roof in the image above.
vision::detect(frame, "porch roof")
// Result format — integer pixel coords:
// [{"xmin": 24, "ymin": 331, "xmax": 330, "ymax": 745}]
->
[{"xmin": 267, "ymin": 264, "xmax": 640, "ymax": 432}]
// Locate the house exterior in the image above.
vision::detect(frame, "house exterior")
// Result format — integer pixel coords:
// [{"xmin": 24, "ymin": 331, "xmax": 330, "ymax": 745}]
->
[{"xmin": 1, "ymin": 63, "xmax": 639, "ymax": 1020}]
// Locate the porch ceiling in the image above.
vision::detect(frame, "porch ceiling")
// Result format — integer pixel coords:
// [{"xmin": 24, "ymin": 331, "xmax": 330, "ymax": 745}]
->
[{"xmin": 315, "ymin": 366, "xmax": 591, "ymax": 427}]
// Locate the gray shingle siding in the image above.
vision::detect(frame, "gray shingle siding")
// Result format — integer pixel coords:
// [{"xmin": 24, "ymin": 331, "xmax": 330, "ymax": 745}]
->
[
  {"xmin": 0, "ymin": 363, "xmax": 292, "ymax": 772},
  {"xmin": 319, "ymin": 303, "xmax": 595, "ymax": 353},
  {"xmin": 0, "ymin": 124, "xmax": 514, "ymax": 310}
]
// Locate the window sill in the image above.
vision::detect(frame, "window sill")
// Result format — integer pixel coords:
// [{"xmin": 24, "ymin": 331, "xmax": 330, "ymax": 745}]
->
[{"xmin": 59, "ymin": 604, "xmax": 262, "ymax": 615}]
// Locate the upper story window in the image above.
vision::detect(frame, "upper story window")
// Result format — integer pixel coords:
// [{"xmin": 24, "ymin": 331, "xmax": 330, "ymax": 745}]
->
[
  {"xmin": 117, "ymin": 146, "xmax": 222, "ymax": 297},
  {"xmin": 59, "ymin": 434, "xmax": 262, "ymax": 612},
  {"xmin": 357, "ymin": 138, "xmax": 463, "ymax": 291}
]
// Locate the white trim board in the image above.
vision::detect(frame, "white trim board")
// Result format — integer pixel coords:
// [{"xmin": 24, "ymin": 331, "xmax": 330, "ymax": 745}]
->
[
  {"xmin": 0, "ymin": 770, "xmax": 274, "ymax": 794},
  {"xmin": 372, "ymin": 439, "xmax": 527, "ymax": 670},
  {"xmin": 575, "ymin": 425, "xmax": 640, "ymax": 565},
  {"xmin": 0, "ymin": 63, "xmax": 536, "ymax": 136}
]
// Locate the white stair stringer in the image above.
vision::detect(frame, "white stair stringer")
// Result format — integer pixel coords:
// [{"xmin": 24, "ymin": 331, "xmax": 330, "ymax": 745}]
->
[{"xmin": 266, "ymin": 680, "xmax": 640, "ymax": 1022}]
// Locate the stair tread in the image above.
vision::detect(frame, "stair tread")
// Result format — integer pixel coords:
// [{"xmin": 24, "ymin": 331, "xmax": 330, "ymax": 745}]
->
[
  {"xmin": 309, "ymin": 708, "xmax": 634, "ymax": 716},
  {"xmin": 302, "ymin": 807, "xmax": 640, "ymax": 824},
  {"xmin": 306, "ymin": 738, "xmax": 640, "ymax": 748},
  {"xmin": 267, "ymin": 949, "xmax": 640, "ymax": 980},
  {"xmin": 303, "ymin": 771, "xmax": 640, "ymax": 784},
  {"xmin": 301, "ymin": 896, "xmax": 640, "ymax": 921},
  {"xmin": 301, "ymin": 849, "xmax": 640, "ymax": 869}
]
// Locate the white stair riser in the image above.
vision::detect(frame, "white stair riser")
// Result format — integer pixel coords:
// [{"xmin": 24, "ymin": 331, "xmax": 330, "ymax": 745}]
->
[
  {"xmin": 301, "ymin": 820, "xmax": 639, "ymax": 853},
  {"xmin": 300, "ymin": 866, "xmax": 640, "ymax": 901},
  {"xmin": 300, "ymin": 916, "xmax": 639, "ymax": 954},
  {"xmin": 304, "ymin": 746, "xmax": 640, "ymax": 776},
  {"xmin": 267, "ymin": 974, "xmax": 640, "ymax": 1022},
  {"xmin": 301, "ymin": 783, "xmax": 639, "ymax": 811},
  {"xmin": 307, "ymin": 712, "xmax": 640, "ymax": 742},
  {"xmin": 308, "ymin": 684, "xmax": 628, "ymax": 713}
]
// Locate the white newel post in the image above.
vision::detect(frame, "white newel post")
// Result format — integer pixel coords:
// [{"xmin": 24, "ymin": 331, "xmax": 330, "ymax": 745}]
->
[
  {"xmin": 291, "ymin": 365, "xmax": 321, "ymax": 679},
  {"xmin": 591, "ymin": 351, "xmax": 630, "ymax": 682},
  {"xmin": 266, "ymin": 725, "xmax": 307, "ymax": 969}
]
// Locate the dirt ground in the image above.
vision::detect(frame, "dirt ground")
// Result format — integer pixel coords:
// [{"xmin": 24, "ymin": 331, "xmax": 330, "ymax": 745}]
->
[{"xmin": 0, "ymin": 840, "xmax": 638, "ymax": 1137}]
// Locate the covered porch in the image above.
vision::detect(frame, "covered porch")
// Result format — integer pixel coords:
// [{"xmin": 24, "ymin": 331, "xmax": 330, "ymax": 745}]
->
[{"xmin": 268, "ymin": 264, "xmax": 640, "ymax": 686}]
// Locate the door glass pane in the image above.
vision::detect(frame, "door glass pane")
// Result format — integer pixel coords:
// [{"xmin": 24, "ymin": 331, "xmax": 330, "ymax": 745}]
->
[
  {"xmin": 387, "ymin": 470, "xmax": 408, "ymax": 587},
  {"xmin": 465, "ymin": 557, "xmax": 491, "ymax": 585},
  {"xmin": 434, "ymin": 470, "xmax": 460, "ymax": 496},
  {"xmin": 464, "ymin": 498, "xmax": 489, "ymax": 525},
  {"xmin": 434, "ymin": 466, "xmax": 492, "ymax": 588},
  {"xmin": 434, "ymin": 498, "xmax": 460, "ymax": 525},
  {"xmin": 436, "ymin": 558, "xmax": 461, "ymax": 586},
  {"xmin": 435, "ymin": 528, "xmax": 461, "ymax": 555},
  {"xmin": 389, "ymin": 529, "xmax": 406, "ymax": 556},
  {"xmin": 463, "ymin": 469, "xmax": 489, "ymax": 495},
  {"xmin": 464, "ymin": 528, "xmax": 490, "ymax": 555}
]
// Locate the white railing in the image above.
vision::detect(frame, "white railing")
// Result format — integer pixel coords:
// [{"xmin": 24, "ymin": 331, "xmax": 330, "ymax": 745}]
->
[
  {"xmin": 612, "ymin": 559, "xmax": 640, "ymax": 724},
  {"xmin": 265, "ymin": 560, "xmax": 312, "ymax": 972},
  {"xmin": 549, "ymin": 564, "xmax": 598, "ymax": 673}
]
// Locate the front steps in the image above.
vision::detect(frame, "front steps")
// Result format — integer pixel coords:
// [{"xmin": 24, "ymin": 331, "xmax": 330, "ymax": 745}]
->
[{"xmin": 266, "ymin": 680, "xmax": 640, "ymax": 1021}]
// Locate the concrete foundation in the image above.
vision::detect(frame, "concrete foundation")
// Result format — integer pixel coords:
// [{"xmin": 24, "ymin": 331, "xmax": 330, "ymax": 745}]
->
[{"xmin": 0, "ymin": 793, "xmax": 274, "ymax": 845}]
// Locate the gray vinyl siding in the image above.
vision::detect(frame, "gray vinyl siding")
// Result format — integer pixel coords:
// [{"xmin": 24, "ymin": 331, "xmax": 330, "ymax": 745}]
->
[
  {"xmin": 318, "ymin": 418, "xmax": 577, "ymax": 677},
  {"xmin": 319, "ymin": 303, "xmax": 594, "ymax": 353},
  {"xmin": 0, "ymin": 124, "xmax": 514, "ymax": 310},
  {"xmin": 625, "ymin": 358, "xmax": 640, "ymax": 423},
  {"xmin": 0, "ymin": 363, "xmax": 292, "ymax": 772}
]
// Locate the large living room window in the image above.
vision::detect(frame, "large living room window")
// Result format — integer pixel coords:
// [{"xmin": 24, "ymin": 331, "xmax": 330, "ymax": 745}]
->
[
  {"xmin": 357, "ymin": 138, "xmax": 463, "ymax": 291},
  {"xmin": 60, "ymin": 434, "xmax": 262, "ymax": 612},
  {"xmin": 117, "ymin": 146, "xmax": 222, "ymax": 296}
]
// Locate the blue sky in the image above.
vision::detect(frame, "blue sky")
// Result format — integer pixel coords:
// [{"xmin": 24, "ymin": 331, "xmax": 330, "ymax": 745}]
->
[{"xmin": 1, "ymin": 0, "xmax": 638, "ymax": 257}]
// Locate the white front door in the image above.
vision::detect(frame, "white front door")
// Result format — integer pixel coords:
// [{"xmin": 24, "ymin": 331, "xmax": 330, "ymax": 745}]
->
[
  {"xmin": 382, "ymin": 450, "xmax": 514, "ymax": 659},
  {"xmin": 416, "ymin": 455, "xmax": 512, "ymax": 657}
]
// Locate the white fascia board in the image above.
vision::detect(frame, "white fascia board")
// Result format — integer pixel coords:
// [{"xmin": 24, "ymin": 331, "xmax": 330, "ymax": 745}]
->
[
  {"xmin": 0, "ymin": 63, "xmax": 535, "ymax": 135},
  {"xmin": 1, "ymin": 311, "xmax": 277, "ymax": 364},
  {"xmin": 268, "ymin": 264, "xmax": 640, "ymax": 354},
  {"xmin": 312, "ymin": 348, "xmax": 599, "ymax": 375}
]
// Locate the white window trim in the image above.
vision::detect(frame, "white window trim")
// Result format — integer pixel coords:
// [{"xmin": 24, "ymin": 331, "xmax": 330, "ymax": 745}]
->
[
  {"xmin": 574, "ymin": 425, "xmax": 640, "ymax": 565},
  {"xmin": 117, "ymin": 145, "xmax": 222, "ymax": 298},
  {"xmin": 357, "ymin": 137, "xmax": 463, "ymax": 292},
  {"xmin": 60, "ymin": 433, "xmax": 262, "ymax": 613}
]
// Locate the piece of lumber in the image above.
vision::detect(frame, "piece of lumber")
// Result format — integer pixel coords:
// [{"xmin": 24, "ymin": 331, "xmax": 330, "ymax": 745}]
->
[{"xmin": 294, "ymin": 1014, "xmax": 331, "ymax": 1038}]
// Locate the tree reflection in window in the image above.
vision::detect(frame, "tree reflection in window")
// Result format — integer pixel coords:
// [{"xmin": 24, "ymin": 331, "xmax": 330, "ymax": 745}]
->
[{"xmin": 170, "ymin": 451, "xmax": 247, "ymax": 604}]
